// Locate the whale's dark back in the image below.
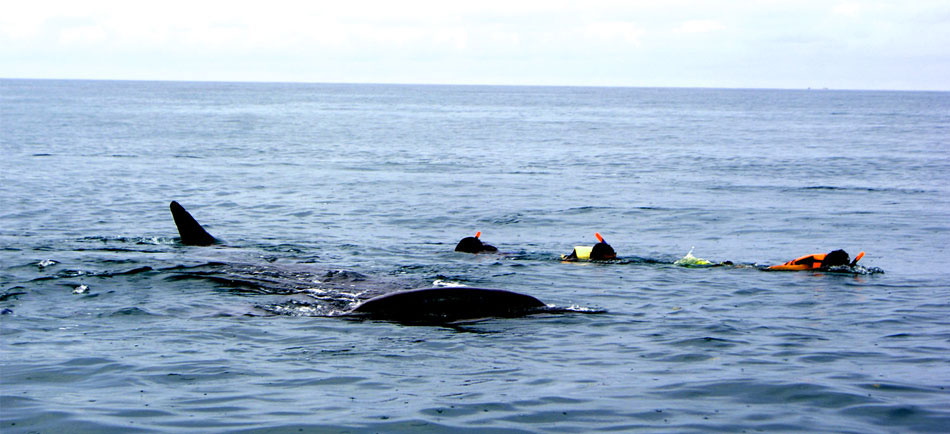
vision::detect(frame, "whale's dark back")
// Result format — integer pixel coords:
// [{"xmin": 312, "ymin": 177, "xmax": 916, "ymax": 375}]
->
[{"xmin": 350, "ymin": 287, "xmax": 547, "ymax": 323}]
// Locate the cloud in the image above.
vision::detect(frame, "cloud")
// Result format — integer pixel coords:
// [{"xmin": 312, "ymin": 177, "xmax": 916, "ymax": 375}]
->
[
  {"xmin": 674, "ymin": 20, "xmax": 726, "ymax": 34},
  {"xmin": 582, "ymin": 21, "xmax": 645, "ymax": 46},
  {"xmin": 832, "ymin": 2, "xmax": 863, "ymax": 16}
]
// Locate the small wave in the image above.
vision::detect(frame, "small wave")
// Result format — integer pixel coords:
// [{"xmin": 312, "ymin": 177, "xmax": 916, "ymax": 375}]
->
[
  {"xmin": 824, "ymin": 265, "xmax": 885, "ymax": 275},
  {"xmin": 669, "ymin": 336, "xmax": 745, "ymax": 348},
  {"xmin": 1, "ymin": 289, "xmax": 27, "ymax": 301},
  {"xmin": 563, "ymin": 206, "xmax": 614, "ymax": 214},
  {"xmin": 673, "ymin": 247, "xmax": 715, "ymax": 267},
  {"xmin": 105, "ymin": 306, "xmax": 154, "ymax": 317},
  {"xmin": 432, "ymin": 279, "xmax": 468, "ymax": 287},
  {"xmin": 491, "ymin": 213, "xmax": 523, "ymax": 224},
  {"xmin": 78, "ymin": 235, "xmax": 177, "ymax": 246},
  {"xmin": 790, "ymin": 185, "xmax": 931, "ymax": 194},
  {"xmin": 559, "ymin": 304, "xmax": 607, "ymax": 314},
  {"xmin": 258, "ymin": 300, "xmax": 344, "ymax": 317},
  {"xmin": 321, "ymin": 269, "xmax": 367, "ymax": 282}
]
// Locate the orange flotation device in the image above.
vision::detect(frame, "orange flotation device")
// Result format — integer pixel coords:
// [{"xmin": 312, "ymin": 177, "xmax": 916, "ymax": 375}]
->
[
  {"xmin": 768, "ymin": 253, "xmax": 826, "ymax": 271},
  {"xmin": 768, "ymin": 250, "xmax": 864, "ymax": 271}
]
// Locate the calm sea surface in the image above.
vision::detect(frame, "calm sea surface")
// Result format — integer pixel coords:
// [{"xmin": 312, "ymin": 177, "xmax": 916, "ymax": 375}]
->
[{"xmin": 1, "ymin": 79, "xmax": 949, "ymax": 432}]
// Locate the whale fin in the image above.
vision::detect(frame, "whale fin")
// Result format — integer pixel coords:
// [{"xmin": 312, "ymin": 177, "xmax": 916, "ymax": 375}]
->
[{"xmin": 169, "ymin": 201, "xmax": 217, "ymax": 246}]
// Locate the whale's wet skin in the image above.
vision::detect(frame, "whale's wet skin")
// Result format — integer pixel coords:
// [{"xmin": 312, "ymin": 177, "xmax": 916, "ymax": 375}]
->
[{"xmin": 2, "ymin": 80, "xmax": 949, "ymax": 432}]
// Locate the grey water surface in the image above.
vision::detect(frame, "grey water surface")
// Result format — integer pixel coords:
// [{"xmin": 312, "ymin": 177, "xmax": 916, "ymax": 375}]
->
[{"xmin": 2, "ymin": 79, "xmax": 949, "ymax": 432}]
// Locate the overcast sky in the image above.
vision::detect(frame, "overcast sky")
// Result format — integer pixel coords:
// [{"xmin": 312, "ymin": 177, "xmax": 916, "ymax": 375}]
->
[{"xmin": 3, "ymin": 0, "xmax": 949, "ymax": 90}]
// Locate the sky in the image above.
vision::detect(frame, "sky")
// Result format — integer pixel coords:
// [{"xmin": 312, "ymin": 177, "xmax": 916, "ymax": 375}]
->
[{"xmin": 2, "ymin": 0, "xmax": 949, "ymax": 90}]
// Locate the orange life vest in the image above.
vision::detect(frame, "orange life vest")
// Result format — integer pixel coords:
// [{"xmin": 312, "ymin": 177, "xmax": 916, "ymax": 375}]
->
[{"xmin": 768, "ymin": 253, "xmax": 826, "ymax": 271}]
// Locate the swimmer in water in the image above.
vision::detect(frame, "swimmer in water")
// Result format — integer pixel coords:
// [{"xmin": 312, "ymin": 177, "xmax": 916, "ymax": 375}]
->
[
  {"xmin": 768, "ymin": 249, "xmax": 864, "ymax": 271},
  {"xmin": 455, "ymin": 232, "xmax": 498, "ymax": 253},
  {"xmin": 561, "ymin": 232, "xmax": 617, "ymax": 261}
]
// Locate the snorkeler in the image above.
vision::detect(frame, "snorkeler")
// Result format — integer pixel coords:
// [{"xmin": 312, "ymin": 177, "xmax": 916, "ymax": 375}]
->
[
  {"xmin": 561, "ymin": 233, "xmax": 617, "ymax": 261},
  {"xmin": 768, "ymin": 249, "xmax": 865, "ymax": 271},
  {"xmin": 674, "ymin": 247, "xmax": 734, "ymax": 267},
  {"xmin": 454, "ymin": 232, "xmax": 498, "ymax": 253}
]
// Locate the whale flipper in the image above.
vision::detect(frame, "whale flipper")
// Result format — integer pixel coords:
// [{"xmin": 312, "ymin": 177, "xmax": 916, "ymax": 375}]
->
[
  {"xmin": 349, "ymin": 287, "xmax": 547, "ymax": 323},
  {"xmin": 169, "ymin": 201, "xmax": 217, "ymax": 246}
]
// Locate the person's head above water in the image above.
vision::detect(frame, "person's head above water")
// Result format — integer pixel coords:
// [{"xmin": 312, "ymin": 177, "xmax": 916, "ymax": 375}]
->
[
  {"xmin": 562, "ymin": 232, "xmax": 617, "ymax": 261},
  {"xmin": 823, "ymin": 249, "xmax": 851, "ymax": 267},
  {"xmin": 455, "ymin": 231, "xmax": 498, "ymax": 254}
]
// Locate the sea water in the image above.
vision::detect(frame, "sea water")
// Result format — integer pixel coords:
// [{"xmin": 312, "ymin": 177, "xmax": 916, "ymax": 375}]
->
[{"xmin": 1, "ymin": 79, "xmax": 949, "ymax": 432}]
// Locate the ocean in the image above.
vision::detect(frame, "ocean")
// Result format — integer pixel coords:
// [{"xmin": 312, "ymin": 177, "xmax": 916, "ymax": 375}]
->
[{"xmin": 1, "ymin": 79, "xmax": 948, "ymax": 432}]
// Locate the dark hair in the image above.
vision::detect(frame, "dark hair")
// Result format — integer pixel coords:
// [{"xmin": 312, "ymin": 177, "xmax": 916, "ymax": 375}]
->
[
  {"xmin": 590, "ymin": 242, "xmax": 616, "ymax": 260},
  {"xmin": 455, "ymin": 237, "xmax": 497, "ymax": 253},
  {"xmin": 823, "ymin": 249, "xmax": 850, "ymax": 267}
]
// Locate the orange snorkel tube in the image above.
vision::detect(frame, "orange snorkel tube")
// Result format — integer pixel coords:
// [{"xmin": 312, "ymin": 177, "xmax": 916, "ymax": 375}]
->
[{"xmin": 850, "ymin": 251, "xmax": 865, "ymax": 267}]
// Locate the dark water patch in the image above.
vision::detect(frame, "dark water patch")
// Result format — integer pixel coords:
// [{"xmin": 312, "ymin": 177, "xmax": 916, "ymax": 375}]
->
[
  {"xmin": 669, "ymin": 336, "xmax": 745, "ymax": 348},
  {"xmin": 146, "ymin": 370, "xmax": 243, "ymax": 385},
  {"xmin": 562, "ymin": 205, "xmax": 615, "ymax": 214},
  {"xmin": 106, "ymin": 408, "xmax": 175, "ymax": 418},
  {"xmin": 0, "ymin": 394, "xmax": 41, "ymax": 411},
  {"xmin": 771, "ymin": 332, "xmax": 830, "ymax": 343},
  {"xmin": 655, "ymin": 380, "xmax": 876, "ymax": 409},
  {"xmin": 796, "ymin": 185, "xmax": 933, "ymax": 194},
  {"xmin": 260, "ymin": 243, "xmax": 307, "ymax": 255},
  {"xmin": 320, "ymin": 268, "xmax": 369, "ymax": 282},
  {"xmin": 702, "ymin": 322, "xmax": 743, "ymax": 335},
  {"xmin": 187, "ymin": 405, "xmax": 249, "ymax": 413},
  {"xmin": 490, "ymin": 213, "xmax": 524, "ymax": 224},
  {"xmin": 4, "ymin": 361, "xmax": 131, "ymax": 385},
  {"xmin": 105, "ymin": 307, "xmax": 154, "ymax": 317},
  {"xmin": 796, "ymin": 352, "xmax": 885, "ymax": 363},
  {"xmin": 5, "ymin": 259, "xmax": 59, "ymax": 271},
  {"xmin": 149, "ymin": 417, "xmax": 254, "ymax": 429},
  {"xmin": 177, "ymin": 394, "xmax": 291, "ymax": 407},
  {"xmin": 495, "ymin": 408, "xmax": 630, "ymax": 425},
  {"xmin": 355, "ymin": 421, "xmax": 530, "ymax": 434},
  {"xmin": 100, "ymin": 266, "xmax": 154, "ymax": 277},
  {"xmin": 839, "ymin": 404, "xmax": 950, "ymax": 431},
  {"xmin": 656, "ymin": 353, "xmax": 716, "ymax": 362},
  {"xmin": 265, "ymin": 376, "xmax": 367, "ymax": 388},
  {"xmin": 857, "ymin": 382, "xmax": 943, "ymax": 394},
  {"xmin": 28, "ymin": 266, "xmax": 154, "ymax": 282},
  {"xmin": 78, "ymin": 235, "xmax": 177, "ymax": 246},
  {"xmin": 30, "ymin": 269, "xmax": 90, "ymax": 281},
  {"xmin": 731, "ymin": 287, "xmax": 769, "ymax": 296},
  {"xmin": 1, "ymin": 410, "xmax": 151, "ymax": 434},
  {"xmin": 1, "ymin": 289, "xmax": 27, "ymax": 301},
  {"xmin": 172, "ymin": 273, "xmax": 269, "ymax": 294}
]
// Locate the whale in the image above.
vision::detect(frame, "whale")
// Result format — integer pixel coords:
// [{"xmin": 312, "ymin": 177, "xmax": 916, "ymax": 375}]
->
[
  {"xmin": 168, "ymin": 201, "xmax": 588, "ymax": 323},
  {"xmin": 348, "ymin": 287, "xmax": 548, "ymax": 323}
]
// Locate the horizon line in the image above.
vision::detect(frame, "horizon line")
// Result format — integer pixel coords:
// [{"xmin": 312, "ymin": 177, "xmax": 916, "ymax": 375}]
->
[{"xmin": 2, "ymin": 76, "xmax": 947, "ymax": 93}]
